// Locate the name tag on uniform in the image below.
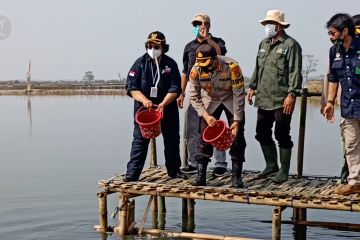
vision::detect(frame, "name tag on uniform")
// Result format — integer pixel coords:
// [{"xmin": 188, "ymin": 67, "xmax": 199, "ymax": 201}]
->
[{"xmin": 150, "ymin": 87, "xmax": 158, "ymax": 98}]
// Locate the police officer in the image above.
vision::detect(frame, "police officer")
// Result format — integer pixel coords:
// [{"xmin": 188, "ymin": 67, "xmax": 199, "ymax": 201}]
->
[
  {"xmin": 125, "ymin": 31, "xmax": 182, "ymax": 181},
  {"xmin": 178, "ymin": 13, "xmax": 228, "ymax": 176},
  {"xmin": 189, "ymin": 44, "xmax": 246, "ymax": 187}
]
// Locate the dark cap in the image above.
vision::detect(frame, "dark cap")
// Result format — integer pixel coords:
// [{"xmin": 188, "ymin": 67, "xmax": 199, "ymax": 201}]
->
[
  {"xmin": 195, "ymin": 44, "xmax": 217, "ymax": 67},
  {"xmin": 145, "ymin": 31, "xmax": 169, "ymax": 53},
  {"xmin": 147, "ymin": 31, "xmax": 166, "ymax": 45}
]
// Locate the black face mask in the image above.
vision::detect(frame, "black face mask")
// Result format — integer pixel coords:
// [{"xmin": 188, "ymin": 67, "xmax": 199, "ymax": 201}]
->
[{"xmin": 330, "ymin": 30, "xmax": 344, "ymax": 46}]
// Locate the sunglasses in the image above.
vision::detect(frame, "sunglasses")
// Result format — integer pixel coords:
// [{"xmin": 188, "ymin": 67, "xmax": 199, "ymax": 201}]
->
[
  {"xmin": 328, "ymin": 30, "xmax": 340, "ymax": 36},
  {"xmin": 147, "ymin": 43, "xmax": 161, "ymax": 50},
  {"xmin": 192, "ymin": 21, "xmax": 203, "ymax": 27}
]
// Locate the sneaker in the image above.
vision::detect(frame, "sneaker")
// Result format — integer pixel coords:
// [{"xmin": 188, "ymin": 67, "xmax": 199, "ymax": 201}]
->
[
  {"xmin": 334, "ymin": 184, "xmax": 360, "ymax": 195},
  {"xmin": 181, "ymin": 165, "xmax": 197, "ymax": 173},
  {"xmin": 212, "ymin": 167, "xmax": 227, "ymax": 176}
]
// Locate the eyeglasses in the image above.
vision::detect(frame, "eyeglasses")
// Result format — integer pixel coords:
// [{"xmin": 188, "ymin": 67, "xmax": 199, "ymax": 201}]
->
[
  {"xmin": 147, "ymin": 43, "xmax": 161, "ymax": 50},
  {"xmin": 328, "ymin": 30, "xmax": 339, "ymax": 36},
  {"xmin": 192, "ymin": 21, "xmax": 203, "ymax": 27}
]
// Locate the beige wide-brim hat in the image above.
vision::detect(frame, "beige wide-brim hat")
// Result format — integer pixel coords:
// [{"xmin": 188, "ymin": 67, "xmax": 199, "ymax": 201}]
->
[{"xmin": 259, "ymin": 10, "xmax": 290, "ymax": 28}]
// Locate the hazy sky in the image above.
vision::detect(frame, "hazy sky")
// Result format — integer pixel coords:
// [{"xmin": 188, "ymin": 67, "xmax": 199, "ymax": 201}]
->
[{"xmin": 0, "ymin": 0, "xmax": 359, "ymax": 81}]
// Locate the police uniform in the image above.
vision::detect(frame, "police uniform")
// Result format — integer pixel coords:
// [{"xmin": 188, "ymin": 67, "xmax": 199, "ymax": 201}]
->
[
  {"xmin": 188, "ymin": 44, "xmax": 246, "ymax": 187},
  {"xmin": 189, "ymin": 55, "xmax": 246, "ymax": 163},
  {"xmin": 125, "ymin": 47, "xmax": 182, "ymax": 181}
]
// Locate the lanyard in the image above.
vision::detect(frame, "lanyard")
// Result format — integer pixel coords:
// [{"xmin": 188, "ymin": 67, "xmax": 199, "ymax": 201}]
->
[{"xmin": 150, "ymin": 59, "xmax": 160, "ymax": 87}]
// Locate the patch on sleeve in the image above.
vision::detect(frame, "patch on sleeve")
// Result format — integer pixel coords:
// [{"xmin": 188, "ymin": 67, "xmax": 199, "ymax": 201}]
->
[
  {"xmin": 129, "ymin": 70, "xmax": 136, "ymax": 77},
  {"xmin": 190, "ymin": 68, "xmax": 199, "ymax": 80},
  {"xmin": 229, "ymin": 62, "xmax": 244, "ymax": 89}
]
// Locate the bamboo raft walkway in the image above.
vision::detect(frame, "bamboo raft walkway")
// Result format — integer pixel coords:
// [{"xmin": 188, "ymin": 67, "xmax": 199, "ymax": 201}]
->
[
  {"xmin": 96, "ymin": 166, "xmax": 360, "ymax": 240},
  {"xmin": 96, "ymin": 91, "xmax": 359, "ymax": 239}
]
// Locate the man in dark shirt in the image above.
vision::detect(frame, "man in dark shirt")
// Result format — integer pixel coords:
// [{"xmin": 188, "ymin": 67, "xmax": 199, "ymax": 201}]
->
[
  {"xmin": 125, "ymin": 31, "xmax": 182, "ymax": 181},
  {"xmin": 323, "ymin": 14, "xmax": 360, "ymax": 195},
  {"xmin": 177, "ymin": 13, "xmax": 229, "ymax": 176}
]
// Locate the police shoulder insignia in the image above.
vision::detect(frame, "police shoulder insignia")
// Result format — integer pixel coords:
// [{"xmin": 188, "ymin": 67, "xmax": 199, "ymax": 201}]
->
[
  {"xmin": 229, "ymin": 62, "xmax": 244, "ymax": 89},
  {"xmin": 190, "ymin": 68, "xmax": 199, "ymax": 80}
]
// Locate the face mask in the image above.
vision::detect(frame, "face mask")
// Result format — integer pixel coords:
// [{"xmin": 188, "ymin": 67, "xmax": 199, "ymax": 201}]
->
[
  {"xmin": 265, "ymin": 24, "xmax": 277, "ymax": 37},
  {"xmin": 147, "ymin": 48, "xmax": 162, "ymax": 59},
  {"xmin": 193, "ymin": 25, "xmax": 201, "ymax": 38},
  {"xmin": 330, "ymin": 30, "xmax": 344, "ymax": 46}
]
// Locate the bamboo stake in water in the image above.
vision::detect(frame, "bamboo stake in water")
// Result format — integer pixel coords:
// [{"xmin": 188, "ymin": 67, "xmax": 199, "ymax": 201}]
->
[
  {"xmin": 150, "ymin": 138, "xmax": 157, "ymax": 167},
  {"xmin": 97, "ymin": 192, "xmax": 108, "ymax": 232}
]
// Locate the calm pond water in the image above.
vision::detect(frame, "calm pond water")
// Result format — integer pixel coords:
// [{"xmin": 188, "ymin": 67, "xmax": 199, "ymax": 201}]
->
[{"xmin": 0, "ymin": 95, "xmax": 359, "ymax": 240}]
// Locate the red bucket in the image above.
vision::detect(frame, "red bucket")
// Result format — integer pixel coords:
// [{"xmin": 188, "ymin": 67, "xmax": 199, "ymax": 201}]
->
[
  {"xmin": 203, "ymin": 120, "xmax": 234, "ymax": 151},
  {"xmin": 135, "ymin": 106, "xmax": 163, "ymax": 139}
]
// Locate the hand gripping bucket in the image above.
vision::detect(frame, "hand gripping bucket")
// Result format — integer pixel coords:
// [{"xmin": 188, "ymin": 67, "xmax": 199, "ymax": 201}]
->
[
  {"xmin": 135, "ymin": 105, "xmax": 163, "ymax": 139},
  {"xmin": 203, "ymin": 120, "xmax": 234, "ymax": 151}
]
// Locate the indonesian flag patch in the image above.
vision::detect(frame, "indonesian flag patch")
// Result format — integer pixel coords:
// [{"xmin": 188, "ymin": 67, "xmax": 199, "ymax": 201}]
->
[{"xmin": 129, "ymin": 70, "xmax": 136, "ymax": 77}]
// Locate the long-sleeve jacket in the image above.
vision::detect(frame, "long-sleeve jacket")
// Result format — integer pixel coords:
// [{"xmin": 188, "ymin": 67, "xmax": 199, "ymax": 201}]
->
[
  {"xmin": 250, "ymin": 33, "xmax": 303, "ymax": 110},
  {"xmin": 189, "ymin": 56, "xmax": 245, "ymax": 121},
  {"xmin": 126, "ymin": 53, "xmax": 181, "ymax": 111}
]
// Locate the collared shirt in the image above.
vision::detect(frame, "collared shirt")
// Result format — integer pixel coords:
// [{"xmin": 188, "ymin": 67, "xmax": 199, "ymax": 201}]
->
[
  {"xmin": 182, "ymin": 35, "xmax": 227, "ymax": 76},
  {"xmin": 189, "ymin": 56, "xmax": 245, "ymax": 121},
  {"xmin": 250, "ymin": 33, "xmax": 303, "ymax": 110},
  {"xmin": 328, "ymin": 37, "xmax": 360, "ymax": 119},
  {"xmin": 126, "ymin": 53, "xmax": 181, "ymax": 111}
]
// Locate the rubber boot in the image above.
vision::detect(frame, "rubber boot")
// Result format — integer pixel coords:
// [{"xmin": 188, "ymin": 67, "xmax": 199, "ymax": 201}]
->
[
  {"xmin": 191, "ymin": 162, "xmax": 208, "ymax": 186},
  {"xmin": 232, "ymin": 161, "xmax": 244, "ymax": 188},
  {"xmin": 340, "ymin": 160, "xmax": 349, "ymax": 184},
  {"xmin": 272, "ymin": 148, "xmax": 291, "ymax": 183},
  {"xmin": 256, "ymin": 143, "xmax": 279, "ymax": 179}
]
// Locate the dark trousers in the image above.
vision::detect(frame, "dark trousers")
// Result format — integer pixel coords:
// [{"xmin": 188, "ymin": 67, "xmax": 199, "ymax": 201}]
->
[
  {"xmin": 255, "ymin": 108, "xmax": 293, "ymax": 149},
  {"xmin": 196, "ymin": 104, "xmax": 246, "ymax": 163},
  {"xmin": 126, "ymin": 106, "xmax": 181, "ymax": 180}
]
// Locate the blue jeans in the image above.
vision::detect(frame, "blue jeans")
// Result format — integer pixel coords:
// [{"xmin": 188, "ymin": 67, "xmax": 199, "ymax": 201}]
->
[{"xmin": 186, "ymin": 104, "xmax": 227, "ymax": 168}]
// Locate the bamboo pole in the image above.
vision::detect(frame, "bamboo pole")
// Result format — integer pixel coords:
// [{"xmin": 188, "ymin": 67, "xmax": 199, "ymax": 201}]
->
[
  {"xmin": 139, "ymin": 196, "xmax": 154, "ymax": 235},
  {"xmin": 97, "ymin": 192, "xmax": 108, "ymax": 232},
  {"xmin": 128, "ymin": 199, "xmax": 135, "ymax": 232},
  {"xmin": 150, "ymin": 138, "xmax": 157, "ymax": 167},
  {"xmin": 294, "ymin": 89, "xmax": 308, "ymax": 224},
  {"xmin": 181, "ymin": 107, "xmax": 189, "ymax": 168},
  {"xmin": 151, "ymin": 196, "xmax": 158, "ymax": 228},
  {"xmin": 187, "ymin": 199, "xmax": 195, "ymax": 232},
  {"xmin": 159, "ymin": 196, "xmax": 166, "ymax": 214},
  {"xmin": 272, "ymin": 206, "xmax": 286, "ymax": 240},
  {"xmin": 297, "ymin": 88, "xmax": 308, "ymax": 176},
  {"xmin": 182, "ymin": 198, "xmax": 188, "ymax": 232},
  {"xmin": 118, "ymin": 195, "xmax": 129, "ymax": 236},
  {"xmin": 139, "ymin": 228, "xmax": 257, "ymax": 240}
]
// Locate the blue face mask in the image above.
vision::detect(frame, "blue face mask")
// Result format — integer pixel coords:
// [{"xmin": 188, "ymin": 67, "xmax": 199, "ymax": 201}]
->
[{"xmin": 193, "ymin": 25, "xmax": 201, "ymax": 38}]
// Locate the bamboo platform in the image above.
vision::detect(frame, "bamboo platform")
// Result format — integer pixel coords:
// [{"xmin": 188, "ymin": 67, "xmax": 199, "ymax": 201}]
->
[
  {"xmin": 96, "ymin": 166, "xmax": 360, "ymax": 240},
  {"xmin": 99, "ymin": 166, "xmax": 360, "ymax": 211}
]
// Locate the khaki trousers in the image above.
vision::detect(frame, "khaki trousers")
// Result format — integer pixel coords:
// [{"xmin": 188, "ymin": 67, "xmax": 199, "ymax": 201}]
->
[{"xmin": 341, "ymin": 118, "xmax": 360, "ymax": 185}]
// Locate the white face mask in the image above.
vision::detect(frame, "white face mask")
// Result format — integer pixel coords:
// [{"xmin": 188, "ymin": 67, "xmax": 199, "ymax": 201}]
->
[
  {"xmin": 265, "ymin": 24, "xmax": 277, "ymax": 37},
  {"xmin": 147, "ymin": 48, "xmax": 162, "ymax": 59}
]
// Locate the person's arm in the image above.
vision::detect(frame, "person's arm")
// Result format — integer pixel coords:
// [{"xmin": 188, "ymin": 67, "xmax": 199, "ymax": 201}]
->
[
  {"xmin": 230, "ymin": 62, "xmax": 245, "ymax": 137},
  {"xmin": 323, "ymin": 48, "xmax": 339, "ymax": 121},
  {"xmin": 177, "ymin": 46, "xmax": 190, "ymax": 108},
  {"xmin": 283, "ymin": 42, "xmax": 302, "ymax": 114},
  {"xmin": 158, "ymin": 60, "xmax": 181, "ymax": 112},
  {"xmin": 126, "ymin": 58, "xmax": 153, "ymax": 108},
  {"xmin": 206, "ymin": 37, "xmax": 222, "ymax": 55},
  {"xmin": 248, "ymin": 43, "xmax": 261, "ymax": 105}
]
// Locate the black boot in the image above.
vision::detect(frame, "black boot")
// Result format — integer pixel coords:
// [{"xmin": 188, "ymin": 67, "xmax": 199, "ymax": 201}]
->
[
  {"xmin": 232, "ymin": 161, "xmax": 244, "ymax": 188},
  {"xmin": 191, "ymin": 162, "xmax": 208, "ymax": 186},
  {"xmin": 340, "ymin": 160, "xmax": 349, "ymax": 184},
  {"xmin": 256, "ymin": 143, "xmax": 279, "ymax": 179},
  {"xmin": 272, "ymin": 148, "xmax": 291, "ymax": 183}
]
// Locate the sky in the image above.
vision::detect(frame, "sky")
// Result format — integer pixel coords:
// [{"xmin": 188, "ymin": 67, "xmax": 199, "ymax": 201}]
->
[{"xmin": 0, "ymin": 0, "xmax": 359, "ymax": 81}]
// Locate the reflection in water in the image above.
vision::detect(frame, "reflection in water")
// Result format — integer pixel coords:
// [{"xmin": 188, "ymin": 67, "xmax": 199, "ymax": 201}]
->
[{"xmin": 27, "ymin": 95, "xmax": 32, "ymax": 136}]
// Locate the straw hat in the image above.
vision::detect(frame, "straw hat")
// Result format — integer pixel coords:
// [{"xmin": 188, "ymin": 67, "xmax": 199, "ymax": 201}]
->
[{"xmin": 259, "ymin": 10, "xmax": 290, "ymax": 28}]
